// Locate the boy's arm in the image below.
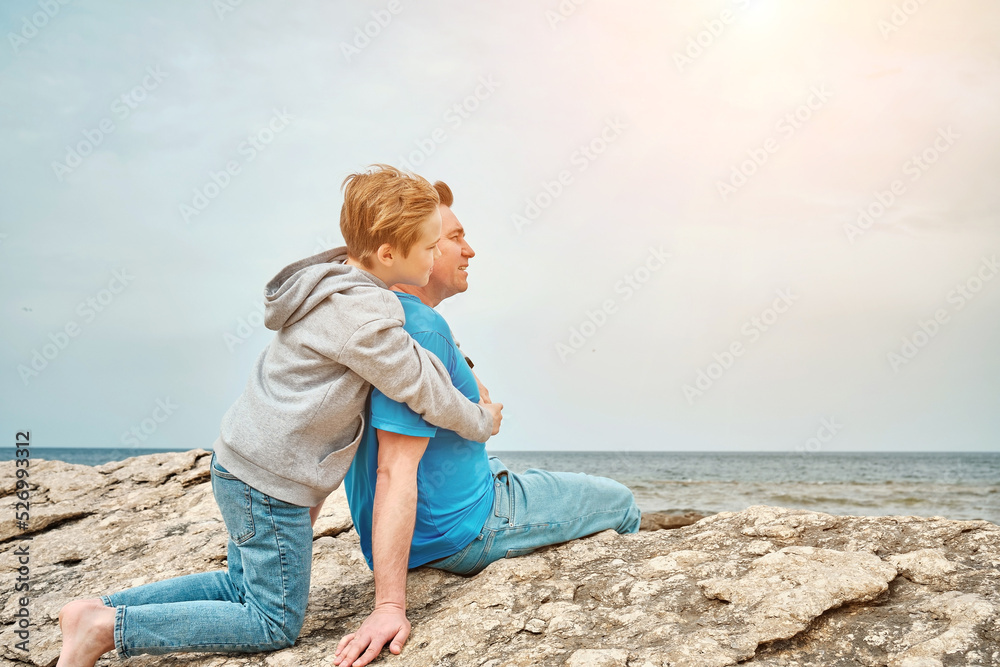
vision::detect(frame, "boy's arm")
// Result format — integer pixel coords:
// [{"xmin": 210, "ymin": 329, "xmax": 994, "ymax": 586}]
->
[
  {"xmin": 334, "ymin": 429, "xmax": 428, "ymax": 667},
  {"xmin": 340, "ymin": 319, "xmax": 500, "ymax": 442}
]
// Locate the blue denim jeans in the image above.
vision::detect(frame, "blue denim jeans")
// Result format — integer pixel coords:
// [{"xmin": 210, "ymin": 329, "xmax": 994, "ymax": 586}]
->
[
  {"xmin": 427, "ymin": 457, "xmax": 640, "ymax": 576},
  {"xmin": 100, "ymin": 452, "xmax": 313, "ymax": 657}
]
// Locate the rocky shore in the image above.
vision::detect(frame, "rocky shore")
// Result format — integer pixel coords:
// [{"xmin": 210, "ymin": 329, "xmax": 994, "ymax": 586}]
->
[{"xmin": 2, "ymin": 449, "xmax": 998, "ymax": 666}]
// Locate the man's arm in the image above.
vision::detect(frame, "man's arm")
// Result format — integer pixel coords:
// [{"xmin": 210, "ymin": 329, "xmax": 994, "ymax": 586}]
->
[
  {"xmin": 309, "ymin": 498, "xmax": 325, "ymax": 527},
  {"xmin": 339, "ymin": 319, "xmax": 501, "ymax": 441},
  {"xmin": 334, "ymin": 429, "xmax": 428, "ymax": 667}
]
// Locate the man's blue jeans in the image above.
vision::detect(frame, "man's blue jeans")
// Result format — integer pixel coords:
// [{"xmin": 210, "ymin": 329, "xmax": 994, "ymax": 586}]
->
[
  {"xmin": 100, "ymin": 452, "xmax": 312, "ymax": 657},
  {"xmin": 427, "ymin": 457, "xmax": 641, "ymax": 576}
]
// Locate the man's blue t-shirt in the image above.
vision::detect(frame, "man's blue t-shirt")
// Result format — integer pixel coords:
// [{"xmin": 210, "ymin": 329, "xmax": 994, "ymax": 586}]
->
[{"xmin": 344, "ymin": 291, "xmax": 495, "ymax": 570}]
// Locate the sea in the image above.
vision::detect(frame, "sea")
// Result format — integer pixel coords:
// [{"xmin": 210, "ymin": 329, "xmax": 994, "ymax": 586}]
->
[{"xmin": 5, "ymin": 448, "xmax": 999, "ymax": 525}]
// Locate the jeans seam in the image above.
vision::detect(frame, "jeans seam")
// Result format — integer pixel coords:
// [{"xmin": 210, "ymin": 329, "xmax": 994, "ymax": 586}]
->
[
  {"xmin": 263, "ymin": 494, "xmax": 290, "ymax": 641},
  {"xmin": 466, "ymin": 529, "xmax": 497, "ymax": 574},
  {"xmin": 112, "ymin": 599, "xmax": 285, "ymax": 654},
  {"xmin": 430, "ymin": 526, "xmax": 482, "ymax": 570},
  {"xmin": 114, "ymin": 604, "xmax": 128, "ymax": 658},
  {"xmin": 243, "ymin": 483, "xmax": 255, "ymax": 544}
]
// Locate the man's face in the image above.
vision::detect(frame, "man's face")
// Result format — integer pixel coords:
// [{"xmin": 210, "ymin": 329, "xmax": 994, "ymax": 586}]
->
[{"xmin": 427, "ymin": 204, "xmax": 475, "ymax": 299}]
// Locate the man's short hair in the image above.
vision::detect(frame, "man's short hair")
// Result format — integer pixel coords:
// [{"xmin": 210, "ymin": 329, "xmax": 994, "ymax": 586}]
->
[
  {"xmin": 340, "ymin": 164, "xmax": 440, "ymax": 269},
  {"xmin": 433, "ymin": 180, "xmax": 454, "ymax": 208}
]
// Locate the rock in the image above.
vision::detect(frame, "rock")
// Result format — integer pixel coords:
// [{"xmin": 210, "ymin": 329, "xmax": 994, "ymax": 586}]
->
[
  {"xmin": 312, "ymin": 487, "xmax": 354, "ymax": 539},
  {"xmin": 889, "ymin": 591, "xmax": 997, "ymax": 666},
  {"xmin": 639, "ymin": 511, "xmax": 707, "ymax": 531},
  {"xmin": 565, "ymin": 649, "xmax": 629, "ymax": 666},
  {"xmin": 0, "ymin": 504, "xmax": 91, "ymax": 542},
  {"xmin": 890, "ymin": 548, "xmax": 959, "ymax": 585},
  {"xmin": 1, "ymin": 451, "xmax": 998, "ymax": 667},
  {"xmin": 699, "ymin": 546, "xmax": 898, "ymax": 654}
]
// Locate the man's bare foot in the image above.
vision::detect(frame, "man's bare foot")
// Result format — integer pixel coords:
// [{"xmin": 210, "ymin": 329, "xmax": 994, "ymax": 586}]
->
[{"xmin": 56, "ymin": 598, "xmax": 116, "ymax": 667}]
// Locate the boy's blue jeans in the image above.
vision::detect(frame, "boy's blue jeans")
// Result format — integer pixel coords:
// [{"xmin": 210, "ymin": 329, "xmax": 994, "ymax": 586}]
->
[
  {"xmin": 100, "ymin": 452, "xmax": 312, "ymax": 657},
  {"xmin": 427, "ymin": 457, "xmax": 641, "ymax": 576}
]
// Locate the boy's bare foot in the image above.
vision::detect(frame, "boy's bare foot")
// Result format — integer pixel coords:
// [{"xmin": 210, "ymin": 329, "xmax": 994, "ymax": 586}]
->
[{"xmin": 56, "ymin": 598, "xmax": 116, "ymax": 667}]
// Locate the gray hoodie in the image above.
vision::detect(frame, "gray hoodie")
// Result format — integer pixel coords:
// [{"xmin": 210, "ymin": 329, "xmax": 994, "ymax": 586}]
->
[{"xmin": 212, "ymin": 247, "xmax": 493, "ymax": 507}]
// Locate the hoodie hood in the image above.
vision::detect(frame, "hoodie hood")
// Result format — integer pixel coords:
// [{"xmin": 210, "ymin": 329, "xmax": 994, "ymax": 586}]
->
[{"xmin": 263, "ymin": 246, "xmax": 389, "ymax": 330}]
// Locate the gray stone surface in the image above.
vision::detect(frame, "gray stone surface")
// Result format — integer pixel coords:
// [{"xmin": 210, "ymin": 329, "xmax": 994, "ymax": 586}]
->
[{"xmin": 2, "ymin": 450, "xmax": 998, "ymax": 666}]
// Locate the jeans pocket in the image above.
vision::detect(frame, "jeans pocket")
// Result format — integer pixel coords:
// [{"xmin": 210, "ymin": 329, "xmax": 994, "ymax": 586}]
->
[
  {"xmin": 211, "ymin": 459, "xmax": 256, "ymax": 545},
  {"xmin": 429, "ymin": 529, "xmax": 495, "ymax": 577}
]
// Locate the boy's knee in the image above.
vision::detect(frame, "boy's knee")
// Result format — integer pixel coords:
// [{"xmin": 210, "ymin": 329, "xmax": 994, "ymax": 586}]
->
[
  {"xmin": 284, "ymin": 617, "xmax": 305, "ymax": 646},
  {"xmin": 257, "ymin": 626, "xmax": 299, "ymax": 652},
  {"xmin": 248, "ymin": 602, "xmax": 304, "ymax": 651},
  {"xmin": 274, "ymin": 609, "xmax": 305, "ymax": 649}
]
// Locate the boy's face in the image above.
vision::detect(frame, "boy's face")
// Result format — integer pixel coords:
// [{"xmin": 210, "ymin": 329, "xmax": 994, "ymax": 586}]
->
[{"xmin": 390, "ymin": 208, "xmax": 443, "ymax": 287}]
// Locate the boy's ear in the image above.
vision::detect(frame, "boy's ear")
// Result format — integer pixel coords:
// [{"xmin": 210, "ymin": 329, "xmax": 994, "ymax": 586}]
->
[{"xmin": 374, "ymin": 243, "xmax": 395, "ymax": 267}]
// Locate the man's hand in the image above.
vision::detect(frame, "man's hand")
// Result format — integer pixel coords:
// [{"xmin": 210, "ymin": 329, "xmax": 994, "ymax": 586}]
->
[
  {"xmin": 334, "ymin": 603, "xmax": 410, "ymax": 667},
  {"xmin": 335, "ymin": 429, "xmax": 424, "ymax": 666},
  {"xmin": 483, "ymin": 400, "xmax": 503, "ymax": 436},
  {"xmin": 473, "ymin": 371, "xmax": 492, "ymax": 404},
  {"xmin": 309, "ymin": 498, "xmax": 325, "ymax": 527}
]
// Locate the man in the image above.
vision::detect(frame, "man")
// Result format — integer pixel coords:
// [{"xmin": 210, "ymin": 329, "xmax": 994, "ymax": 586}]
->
[{"xmin": 333, "ymin": 181, "xmax": 640, "ymax": 667}]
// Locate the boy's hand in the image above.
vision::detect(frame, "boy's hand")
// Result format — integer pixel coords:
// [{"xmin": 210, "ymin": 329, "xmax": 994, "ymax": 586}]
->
[
  {"xmin": 334, "ymin": 604, "xmax": 411, "ymax": 667},
  {"xmin": 482, "ymin": 400, "xmax": 503, "ymax": 435}
]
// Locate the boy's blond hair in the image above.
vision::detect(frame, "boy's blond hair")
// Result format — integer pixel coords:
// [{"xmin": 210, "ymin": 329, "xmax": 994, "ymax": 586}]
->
[{"xmin": 340, "ymin": 164, "xmax": 440, "ymax": 269}]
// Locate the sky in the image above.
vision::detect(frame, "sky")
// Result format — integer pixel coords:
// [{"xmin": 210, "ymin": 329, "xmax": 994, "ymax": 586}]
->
[{"xmin": 1, "ymin": 0, "xmax": 998, "ymax": 452}]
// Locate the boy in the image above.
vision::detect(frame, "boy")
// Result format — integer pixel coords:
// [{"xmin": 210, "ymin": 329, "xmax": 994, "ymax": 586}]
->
[{"xmin": 55, "ymin": 165, "xmax": 503, "ymax": 667}]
